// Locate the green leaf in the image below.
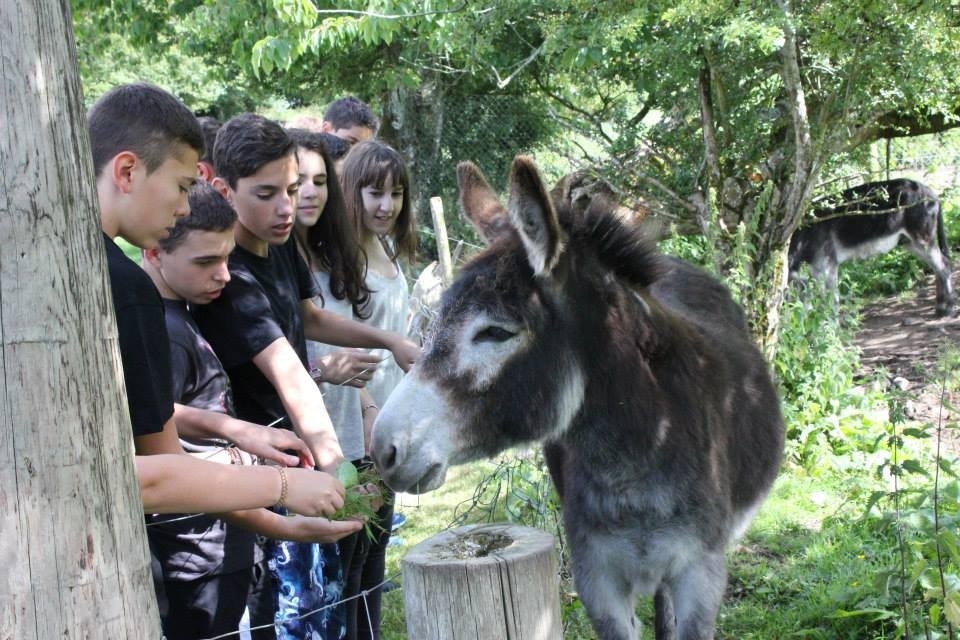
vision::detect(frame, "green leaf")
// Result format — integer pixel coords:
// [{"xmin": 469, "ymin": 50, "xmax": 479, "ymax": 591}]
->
[{"xmin": 336, "ymin": 460, "xmax": 359, "ymax": 488}]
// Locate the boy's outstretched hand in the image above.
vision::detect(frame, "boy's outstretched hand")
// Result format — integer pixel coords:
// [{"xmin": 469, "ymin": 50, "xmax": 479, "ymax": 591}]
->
[
  {"xmin": 231, "ymin": 419, "xmax": 315, "ymax": 468},
  {"xmin": 281, "ymin": 515, "xmax": 364, "ymax": 543},
  {"xmin": 283, "ymin": 468, "xmax": 345, "ymax": 517}
]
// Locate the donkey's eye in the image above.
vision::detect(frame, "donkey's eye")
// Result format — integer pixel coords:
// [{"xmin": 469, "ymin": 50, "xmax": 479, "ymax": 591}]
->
[{"xmin": 473, "ymin": 325, "xmax": 517, "ymax": 344}]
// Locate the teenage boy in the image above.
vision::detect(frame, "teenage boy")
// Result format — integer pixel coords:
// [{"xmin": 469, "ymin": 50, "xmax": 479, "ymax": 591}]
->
[
  {"xmin": 320, "ymin": 96, "xmax": 378, "ymax": 146},
  {"xmin": 90, "ymin": 82, "xmax": 346, "ymax": 517},
  {"xmin": 194, "ymin": 113, "xmax": 418, "ymax": 638},
  {"xmin": 142, "ymin": 183, "xmax": 363, "ymax": 640}
]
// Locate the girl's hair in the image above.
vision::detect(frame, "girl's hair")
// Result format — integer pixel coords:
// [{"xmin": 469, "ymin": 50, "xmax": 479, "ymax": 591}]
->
[
  {"xmin": 288, "ymin": 128, "xmax": 371, "ymax": 317},
  {"xmin": 340, "ymin": 141, "xmax": 417, "ymax": 264}
]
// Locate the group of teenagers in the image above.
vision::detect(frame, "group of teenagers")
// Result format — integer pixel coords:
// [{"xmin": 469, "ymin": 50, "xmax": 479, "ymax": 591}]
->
[{"xmin": 93, "ymin": 82, "xmax": 422, "ymax": 640}]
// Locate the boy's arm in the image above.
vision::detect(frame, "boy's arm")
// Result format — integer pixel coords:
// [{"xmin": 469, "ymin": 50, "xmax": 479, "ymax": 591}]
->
[
  {"xmin": 133, "ymin": 417, "xmax": 186, "ymax": 455},
  {"xmin": 252, "ymin": 337, "xmax": 344, "ymax": 472},
  {"xmin": 301, "ymin": 301, "xmax": 420, "ymax": 372},
  {"xmin": 173, "ymin": 404, "xmax": 312, "ymax": 468}
]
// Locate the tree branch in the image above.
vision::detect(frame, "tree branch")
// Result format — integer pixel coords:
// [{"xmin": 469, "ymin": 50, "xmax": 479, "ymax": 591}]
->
[
  {"xmin": 490, "ymin": 41, "xmax": 546, "ymax": 89},
  {"xmin": 698, "ymin": 56, "xmax": 721, "ymax": 185},
  {"xmin": 850, "ymin": 107, "xmax": 960, "ymax": 147},
  {"xmin": 776, "ymin": 0, "xmax": 817, "ymax": 241},
  {"xmin": 310, "ymin": 2, "xmax": 469, "ymax": 20},
  {"xmin": 535, "ymin": 76, "xmax": 614, "ymax": 144}
]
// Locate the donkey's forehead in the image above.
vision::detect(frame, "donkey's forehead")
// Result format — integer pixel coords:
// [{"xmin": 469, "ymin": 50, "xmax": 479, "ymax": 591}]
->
[{"xmin": 442, "ymin": 245, "xmax": 538, "ymax": 312}]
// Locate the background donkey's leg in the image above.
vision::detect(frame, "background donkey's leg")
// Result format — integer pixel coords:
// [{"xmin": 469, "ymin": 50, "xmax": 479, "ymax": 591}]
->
[{"xmin": 909, "ymin": 242, "xmax": 956, "ymax": 316}]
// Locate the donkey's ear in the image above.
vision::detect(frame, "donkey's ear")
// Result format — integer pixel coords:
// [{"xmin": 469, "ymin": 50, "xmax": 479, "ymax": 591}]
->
[
  {"xmin": 457, "ymin": 161, "xmax": 512, "ymax": 245},
  {"xmin": 507, "ymin": 156, "xmax": 564, "ymax": 276}
]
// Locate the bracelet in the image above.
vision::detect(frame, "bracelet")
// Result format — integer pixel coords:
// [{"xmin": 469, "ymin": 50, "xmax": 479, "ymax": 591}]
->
[
  {"xmin": 361, "ymin": 404, "xmax": 379, "ymax": 416},
  {"xmin": 275, "ymin": 466, "xmax": 289, "ymax": 509},
  {"xmin": 309, "ymin": 364, "xmax": 324, "ymax": 383}
]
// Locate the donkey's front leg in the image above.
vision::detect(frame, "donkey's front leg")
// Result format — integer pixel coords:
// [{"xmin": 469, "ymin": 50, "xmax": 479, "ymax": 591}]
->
[
  {"xmin": 571, "ymin": 540, "xmax": 641, "ymax": 640},
  {"xmin": 669, "ymin": 551, "xmax": 727, "ymax": 640}
]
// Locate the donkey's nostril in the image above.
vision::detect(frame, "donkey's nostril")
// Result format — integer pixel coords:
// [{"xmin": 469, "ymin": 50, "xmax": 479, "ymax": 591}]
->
[{"xmin": 379, "ymin": 444, "xmax": 398, "ymax": 471}]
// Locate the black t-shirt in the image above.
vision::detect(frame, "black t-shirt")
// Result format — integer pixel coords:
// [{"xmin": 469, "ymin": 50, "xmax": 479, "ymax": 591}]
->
[
  {"xmin": 148, "ymin": 299, "xmax": 258, "ymax": 581},
  {"xmin": 192, "ymin": 238, "xmax": 319, "ymax": 427},
  {"xmin": 166, "ymin": 299, "xmax": 235, "ymax": 416},
  {"xmin": 104, "ymin": 234, "xmax": 174, "ymax": 437}
]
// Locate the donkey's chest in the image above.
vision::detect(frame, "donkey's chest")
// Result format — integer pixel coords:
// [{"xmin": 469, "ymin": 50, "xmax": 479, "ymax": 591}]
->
[{"xmin": 555, "ymin": 443, "xmax": 733, "ymax": 548}]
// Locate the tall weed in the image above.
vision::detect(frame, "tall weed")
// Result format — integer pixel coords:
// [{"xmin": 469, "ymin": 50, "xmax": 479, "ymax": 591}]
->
[
  {"xmin": 855, "ymin": 352, "xmax": 960, "ymax": 638},
  {"xmin": 774, "ymin": 275, "xmax": 877, "ymax": 470}
]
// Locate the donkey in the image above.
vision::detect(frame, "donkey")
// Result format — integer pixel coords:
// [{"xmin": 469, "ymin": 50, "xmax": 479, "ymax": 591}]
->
[
  {"xmin": 788, "ymin": 178, "xmax": 955, "ymax": 316},
  {"xmin": 371, "ymin": 156, "xmax": 785, "ymax": 640}
]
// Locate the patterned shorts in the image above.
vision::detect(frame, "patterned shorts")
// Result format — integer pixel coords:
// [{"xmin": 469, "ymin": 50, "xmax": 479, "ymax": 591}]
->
[{"xmin": 268, "ymin": 539, "xmax": 346, "ymax": 640}]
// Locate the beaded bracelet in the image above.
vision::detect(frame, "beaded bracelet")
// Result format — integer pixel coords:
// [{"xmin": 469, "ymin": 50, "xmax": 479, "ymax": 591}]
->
[
  {"xmin": 361, "ymin": 403, "xmax": 379, "ymax": 416},
  {"xmin": 276, "ymin": 466, "xmax": 289, "ymax": 509},
  {"xmin": 227, "ymin": 446, "xmax": 243, "ymax": 465}
]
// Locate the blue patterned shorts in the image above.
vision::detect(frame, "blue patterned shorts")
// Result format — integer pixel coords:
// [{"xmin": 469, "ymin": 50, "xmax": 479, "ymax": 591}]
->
[{"xmin": 268, "ymin": 539, "xmax": 346, "ymax": 640}]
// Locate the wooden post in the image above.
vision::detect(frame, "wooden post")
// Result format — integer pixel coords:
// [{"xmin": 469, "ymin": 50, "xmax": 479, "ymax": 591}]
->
[
  {"xmin": 429, "ymin": 196, "xmax": 454, "ymax": 286},
  {"xmin": 0, "ymin": 1, "xmax": 161, "ymax": 638},
  {"xmin": 402, "ymin": 523, "xmax": 562, "ymax": 640}
]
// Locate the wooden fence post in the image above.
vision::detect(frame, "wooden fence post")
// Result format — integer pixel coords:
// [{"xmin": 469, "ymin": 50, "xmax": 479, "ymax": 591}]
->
[
  {"xmin": 0, "ymin": 1, "xmax": 161, "ymax": 637},
  {"xmin": 429, "ymin": 196, "xmax": 454, "ymax": 286},
  {"xmin": 402, "ymin": 523, "xmax": 562, "ymax": 640}
]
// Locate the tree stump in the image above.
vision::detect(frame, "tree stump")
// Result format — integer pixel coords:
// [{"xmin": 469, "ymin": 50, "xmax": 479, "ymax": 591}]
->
[{"xmin": 402, "ymin": 523, "xmax": 562, "ymax": 640}]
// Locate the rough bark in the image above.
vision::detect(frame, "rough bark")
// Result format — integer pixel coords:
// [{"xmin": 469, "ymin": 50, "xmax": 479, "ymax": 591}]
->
[{"xmin": 0, "ymin": 1, "xmax": 161, "ymax": 638}]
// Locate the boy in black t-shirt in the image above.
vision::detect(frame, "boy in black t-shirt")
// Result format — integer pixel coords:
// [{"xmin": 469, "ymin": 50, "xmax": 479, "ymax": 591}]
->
[
  {"xmin": 198, "ymin": 113, "xmax": 419, "ymax": 472},
  {"xmin": 91, "ymin": 83, "xmax": 347, "ymax": 518},
  {"xmin": 195, "ymin": 113, "xmax": 418, "ymax": 639},
  {"xmin": 142, "ymin": 183, "xmax": 361, "ymax": 640}
]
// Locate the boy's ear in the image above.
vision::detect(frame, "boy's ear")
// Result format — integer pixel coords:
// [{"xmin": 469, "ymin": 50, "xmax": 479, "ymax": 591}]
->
[
  {"xmin": 111, "ymin": 151, "xmax": 139, "ymax": 194},
  {"xmin": 142, "ymin": 246, "xmax": 163, "ymax": 267},
  {"xmin": 211, "ymin": 177, "xmax": 233, "ymax": 203},
  {"xmin": 197, "ymin": 161, "xmax": 215, "ymax": 183},
  {"xmin": 319, "ymin": 120, "xmax": 333, "ymax": 134}
]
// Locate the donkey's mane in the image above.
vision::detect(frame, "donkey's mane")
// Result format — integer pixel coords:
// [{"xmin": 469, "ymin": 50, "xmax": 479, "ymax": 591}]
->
[{"xmin": 563, "ymin": 196, "xmax": 665, "ymax": 288}]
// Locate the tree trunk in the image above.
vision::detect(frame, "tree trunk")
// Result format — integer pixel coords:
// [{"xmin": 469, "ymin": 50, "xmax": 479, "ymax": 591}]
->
[
  {"xmin": 0, "ymin": 1, "xmax": 161, "ymax": 638},
  {"xmin": 403, "ymin": 524, "xmax": 562, "ymax": 640}
]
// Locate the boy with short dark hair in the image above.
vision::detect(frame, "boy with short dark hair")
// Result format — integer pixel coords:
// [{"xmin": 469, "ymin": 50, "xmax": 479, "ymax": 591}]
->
[
  {"xmin": 91, "ymin": 82, "xmax": 346, "ymax": 517},
  {"xmin": 321, "ymin": 96, "xmax": 378, "ymax": 145},
  {"xmin": 196, "ymin": 112, "xmax": 417, "ymax": 638},
  {"xmin": 143, "ymin": 183, "xmax": 361, "ymax": 640}
]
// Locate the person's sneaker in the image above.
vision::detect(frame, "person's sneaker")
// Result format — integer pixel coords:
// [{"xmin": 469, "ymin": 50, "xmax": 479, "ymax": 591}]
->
[
  {"xmin": 391, "ymin": 512, "xmax": 407, "ymax": 531},
  {"xmin": 387, "ymin": 535, "xmax": 405, "ymax": 548}
]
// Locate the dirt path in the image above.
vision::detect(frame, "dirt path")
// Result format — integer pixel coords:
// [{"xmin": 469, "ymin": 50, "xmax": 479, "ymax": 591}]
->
[{"xmin": 855, "ymin": 276, "xmax": 960, "ymax": 426}]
